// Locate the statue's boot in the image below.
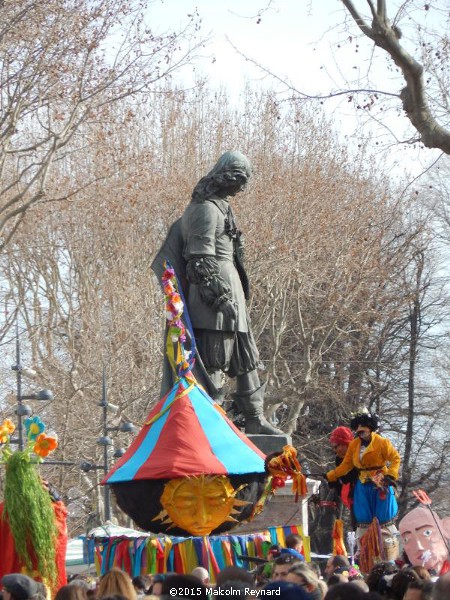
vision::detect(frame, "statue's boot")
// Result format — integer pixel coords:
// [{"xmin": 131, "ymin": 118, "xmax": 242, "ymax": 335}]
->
[{"xmin": 232, "ymin": 383, "xmax": 283, "ymax": 435}]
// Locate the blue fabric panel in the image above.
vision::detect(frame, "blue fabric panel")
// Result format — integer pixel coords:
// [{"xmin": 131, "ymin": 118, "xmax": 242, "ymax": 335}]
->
[
  {"xmin": 210, "ymin": 538, "xmax": 226, "ymax": 571},
  {"xmin": 191, "ymin": 385, "xmax": 265, "ymax": 474}
]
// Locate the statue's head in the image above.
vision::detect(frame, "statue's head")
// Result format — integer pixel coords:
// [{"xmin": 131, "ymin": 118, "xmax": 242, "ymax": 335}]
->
[
  {"xmin": 399, "ymin": 506, "xmax": 450, "ymax": 573},
  {"xmin": 192, "ymin": 151, "xmax": 252, "ymax": 202}
]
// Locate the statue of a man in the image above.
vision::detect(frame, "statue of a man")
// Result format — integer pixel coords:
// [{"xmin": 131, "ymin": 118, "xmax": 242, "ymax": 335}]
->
[{"xmin": 152, "ymin": 151, "xmax": 281, "ymax": 435}]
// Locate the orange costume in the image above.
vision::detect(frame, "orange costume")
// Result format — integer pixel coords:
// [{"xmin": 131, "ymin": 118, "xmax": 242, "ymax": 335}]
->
[
  {"xmin": 327, "ymin": 433, "xmax": 400, "ymax": 485},
  {"xmin": 327, "ymin": 431, "xmax": 400, "ymax": 531}
]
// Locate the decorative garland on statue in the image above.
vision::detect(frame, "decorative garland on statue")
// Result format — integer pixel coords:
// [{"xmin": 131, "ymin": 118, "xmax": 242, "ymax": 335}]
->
[{"xmin": 162, "ymin": 261, "xmax": 195, "ymax": 380}]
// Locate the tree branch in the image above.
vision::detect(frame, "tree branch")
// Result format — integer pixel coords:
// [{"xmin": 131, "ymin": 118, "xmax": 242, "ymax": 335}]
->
[{"xmin": 342, "ymin": 0, "xmax": 450, "ymax": 154}]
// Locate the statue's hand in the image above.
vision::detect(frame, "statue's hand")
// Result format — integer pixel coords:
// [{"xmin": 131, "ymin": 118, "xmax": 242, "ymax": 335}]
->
[{"xmin": 220, "ymin": 300, "xmax": 237, "ymax": 320}]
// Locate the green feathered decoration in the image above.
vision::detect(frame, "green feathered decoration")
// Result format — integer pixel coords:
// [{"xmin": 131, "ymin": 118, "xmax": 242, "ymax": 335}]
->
[{"xmin": 3, "ymin": 451, "xmax": 57, "ymax": 585}]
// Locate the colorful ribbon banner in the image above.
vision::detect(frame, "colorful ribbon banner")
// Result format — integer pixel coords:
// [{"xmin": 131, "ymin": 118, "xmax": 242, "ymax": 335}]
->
[{"xmin": 85, "ymin": 525, "xmax": 310, "ymax": 582}]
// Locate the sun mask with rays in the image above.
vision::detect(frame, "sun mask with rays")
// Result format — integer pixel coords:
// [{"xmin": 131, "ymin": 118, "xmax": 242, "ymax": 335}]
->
[{"xmin": 153, "ymin": 474, "xmax": 249, "ymax": 536}]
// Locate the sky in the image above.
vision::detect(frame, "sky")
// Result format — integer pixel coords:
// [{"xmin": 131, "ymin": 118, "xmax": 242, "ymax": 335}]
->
[
  {"xmin": 146, "ymin": 0, "xmax": 448, "ymax": 181},
  {"xmin": 150, "ymin": 1, "xmax": 354, "ymax": 97}
]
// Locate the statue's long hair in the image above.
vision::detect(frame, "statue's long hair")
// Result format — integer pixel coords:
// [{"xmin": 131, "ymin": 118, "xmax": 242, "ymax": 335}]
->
[{"xmin": 192, "ymin": 150, "xmax": 252, "ymax": 203}]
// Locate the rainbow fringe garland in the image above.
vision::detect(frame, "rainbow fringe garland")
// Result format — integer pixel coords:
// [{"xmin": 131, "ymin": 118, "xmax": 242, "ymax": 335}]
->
[{"xmin": 86, "ymin": 525, "xmax": 310, "ymax": 582}]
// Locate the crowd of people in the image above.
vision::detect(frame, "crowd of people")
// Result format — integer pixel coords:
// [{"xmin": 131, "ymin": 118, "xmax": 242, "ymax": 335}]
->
[
  {"xmin": 2, "ymin": 548, "xmax": 450, "ymax": 600},
  {"xmin": 1, "ymin": 410, "xmax": 446, "ymax": 600}
]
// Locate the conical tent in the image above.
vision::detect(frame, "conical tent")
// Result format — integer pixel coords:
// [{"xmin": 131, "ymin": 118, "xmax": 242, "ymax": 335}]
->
[{"xmin": 102, "ymin": 376, "xmax": 268, "ymax": 535}]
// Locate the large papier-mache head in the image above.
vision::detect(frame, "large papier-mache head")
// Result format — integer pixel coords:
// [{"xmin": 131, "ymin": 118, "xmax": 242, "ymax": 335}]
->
[{"xmin": 399, "ymin": 506, "xmax": 450, "ymax": 574}]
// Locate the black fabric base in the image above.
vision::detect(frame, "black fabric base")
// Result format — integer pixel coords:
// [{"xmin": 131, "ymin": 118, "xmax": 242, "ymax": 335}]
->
[{"xmin": 110, "ymin": 472, "xmax": 267, "ymax": 536}]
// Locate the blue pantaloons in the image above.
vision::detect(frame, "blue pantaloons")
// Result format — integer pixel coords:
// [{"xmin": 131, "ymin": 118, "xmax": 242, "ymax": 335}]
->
[{"xmin": 353, "ymin": 480, "xmax": 398, "ymax": 526}]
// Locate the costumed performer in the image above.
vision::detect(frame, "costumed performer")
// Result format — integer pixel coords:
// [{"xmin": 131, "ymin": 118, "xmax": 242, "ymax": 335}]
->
[
  {"xmin": 324, "ymin": 410, "xmax": 400, "ymax": 556},
  {"xmin": 329, "ymin": 426, "xmax": 358, "ymax": 516},
  {"xmin": 0, "ymin": 418, "xmax": 66, "ymax": 592},
  {"xmin": 152, "ymin": 150, "xmax": 282, "ymax": 434},
  {"xmin": 399, "ymin": 505, "xmax": 450, "ymax": 576}
]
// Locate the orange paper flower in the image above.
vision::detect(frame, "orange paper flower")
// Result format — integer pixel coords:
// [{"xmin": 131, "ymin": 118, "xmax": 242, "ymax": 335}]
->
[
  {"xmin": 0, "ymin": 418, "xmax": 16, "ymax": 443},
  {"xmin": 34, "ymin": 433, "xmax": 58, "ymax": 457}
]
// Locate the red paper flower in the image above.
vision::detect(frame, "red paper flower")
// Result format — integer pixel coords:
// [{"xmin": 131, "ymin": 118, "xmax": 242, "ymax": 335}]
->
[{"xmin": 271, "ymin": 476, "xmax": 286, "ymax": 489}]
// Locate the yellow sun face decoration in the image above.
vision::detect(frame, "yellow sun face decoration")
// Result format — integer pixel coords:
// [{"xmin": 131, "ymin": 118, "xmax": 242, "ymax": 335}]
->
[{"xmin": 155, "ymin": 474, "xmax": 248, "ymax": 536}]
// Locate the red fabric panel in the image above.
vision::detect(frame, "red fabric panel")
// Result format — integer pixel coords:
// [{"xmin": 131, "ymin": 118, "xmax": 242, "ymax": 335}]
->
[
  {"xmin": 53, "ymin": 501, "xmax": 68, "ymax": 589},
  {"xmin": 156, "ymin": 540, "xmax": 165, "ymax": 573},
  {"xmin": 121, "ymin": 541, "xmax": 132, "ymax": 574},
  {"xmin": 341, "ymin": 483, "xmax": 352, "ymax": 509},
  {"xmin": 103, "ymin": 395, "xmax": 169, "ymax": 483},
  {"xmin": 133, "ymin": 394, "xmax": 226, "ymax": 479},
  {"xmin": 174, "ymin": 546, "xmax": 183, "ymax": 574},
  {"xmin": 206, "ymin": 538, "xmax": 220, "ymax": 575},
  {"xmin": 0, "ymin": 504, "xmax": 23, "ymax": 577}
]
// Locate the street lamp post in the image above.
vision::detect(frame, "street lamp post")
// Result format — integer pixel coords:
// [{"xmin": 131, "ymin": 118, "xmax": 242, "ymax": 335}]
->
[
  {"xmin": 11, "ymin": 322, "xmax": 53, "ymax": 451},
  {"xmin": 80, "ymin": 369, "xmax": 136, "ymax": 522},
  {"xmin": 98, "ymin": 370, "xmax": 113, "ymax": 521}
]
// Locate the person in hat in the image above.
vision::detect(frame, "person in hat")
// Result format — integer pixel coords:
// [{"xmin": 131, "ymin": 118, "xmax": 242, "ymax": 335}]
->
[
  {"xmin": 329, "ymin": 427, "xmax": 354, "ymax": 460},
  {"xmin": 271, "ymin": 555, "xmax": 303, "ymax": 581},
  {"xmin": 328, "ymin": 426, "xmax": 358, "ymax": 511},
  {"xmin": 280, "ymin": 533, "xmax": 306, "ymax": 562},
  {"xmin": 325, "ymin": 411, "xmax": 401, "ymax": 555},
  {"xmin": 2, "ymin": 574, "xmax": 38, "ymax": 600}
]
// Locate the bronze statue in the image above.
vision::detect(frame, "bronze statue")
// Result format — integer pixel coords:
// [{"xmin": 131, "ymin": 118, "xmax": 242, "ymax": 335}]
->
[{"xmin": 152, "ymin": 151, "xmax": 281, "ymax": 435}]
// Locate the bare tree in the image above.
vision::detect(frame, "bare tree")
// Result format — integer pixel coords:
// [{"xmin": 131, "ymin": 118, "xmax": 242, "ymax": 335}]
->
[
  {"xmin": 231, "ymin": 2, "xmax": 450, "ymax": 155},
  {"xmin": 2, "ymin": 84, "xmax": 448, "ymax": 533},
  {"xmin": 0, "ymin": 0, "xmax": 203, "ymax": 251}
]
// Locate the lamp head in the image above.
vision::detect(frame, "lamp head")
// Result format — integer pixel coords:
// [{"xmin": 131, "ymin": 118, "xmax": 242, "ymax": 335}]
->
[
  {"xmin": 80, "ymin": 461, "xmax": 94, "ymax": 473},
  {"xmin": 36, "ymin": 389, "xmax": 53, "ymax": 401},
  {"xmin": 96, "ymin": 436, "xmax": 113, "ymax": 446},
  {"xmin": 16, "ymin": 404, "xmax": 32, "ymax": 417},
  {"xmin": 119, "ymin": 422, "xmax": 137, "ymax": 434}
]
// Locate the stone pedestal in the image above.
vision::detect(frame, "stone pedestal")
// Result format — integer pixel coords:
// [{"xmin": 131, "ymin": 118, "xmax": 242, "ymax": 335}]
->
[
  {"xmin": 247, "ymin": 433, "xmax": 292, "ymax": 455},
  {"xmin": 234, "ymin": 478, "xmax": 320, "ymax": 535}
]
